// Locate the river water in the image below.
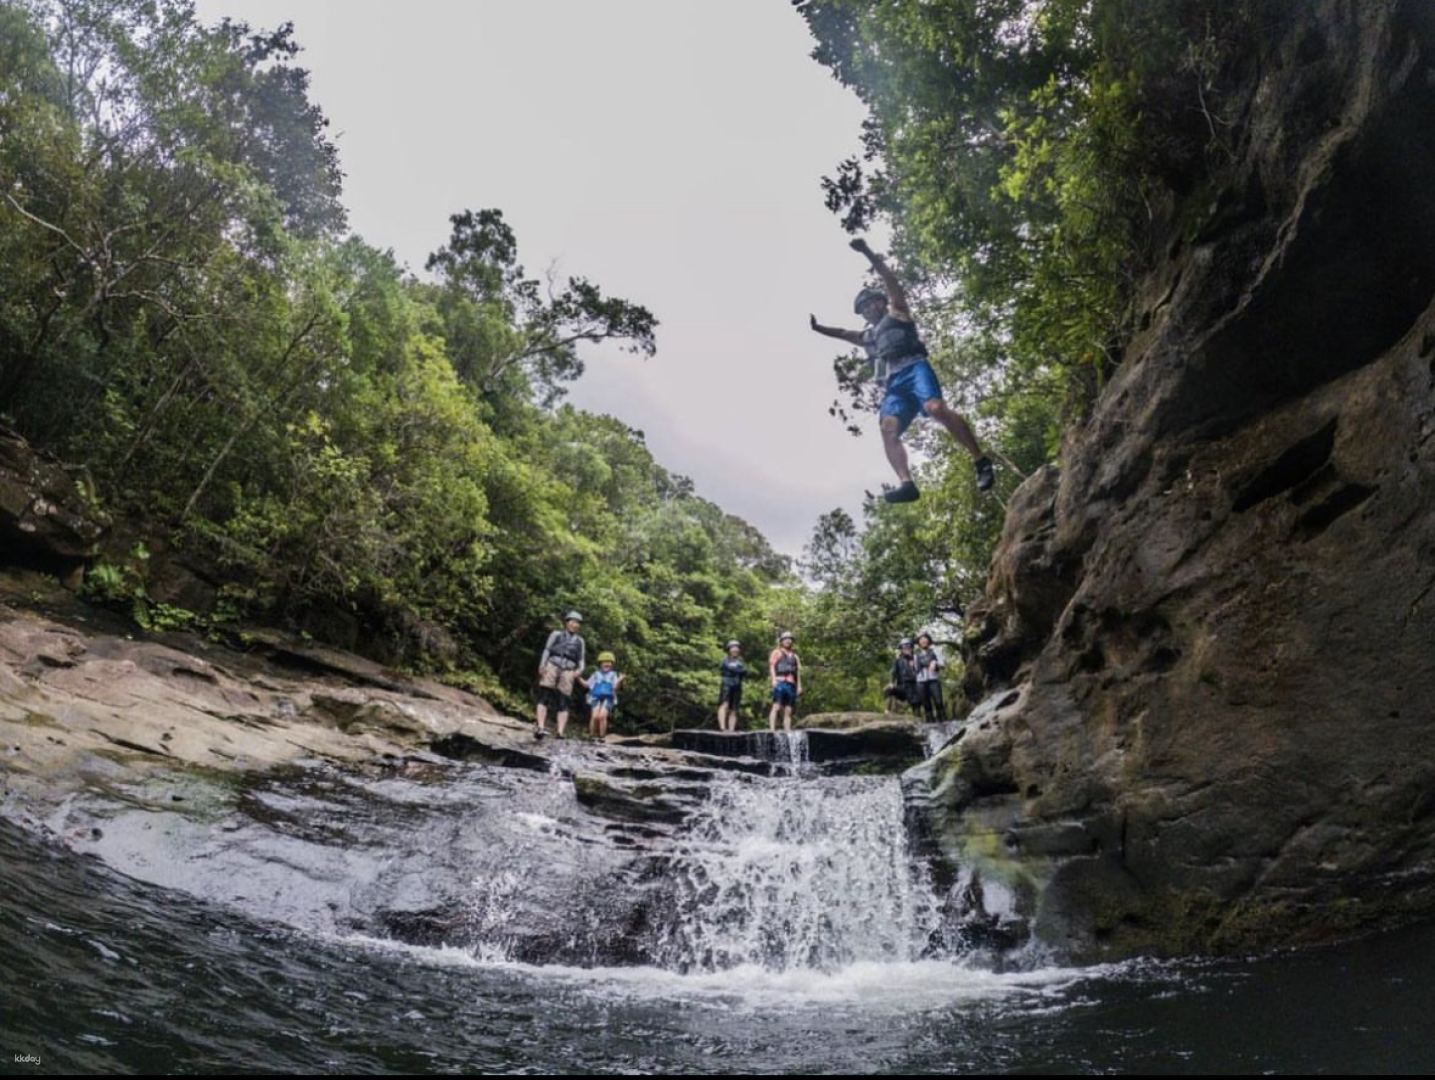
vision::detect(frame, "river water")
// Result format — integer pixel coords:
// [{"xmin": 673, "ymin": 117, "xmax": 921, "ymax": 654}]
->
[{"xmin": 5, "ymin": 736, "xmax": 1435, "ymax": 1073}]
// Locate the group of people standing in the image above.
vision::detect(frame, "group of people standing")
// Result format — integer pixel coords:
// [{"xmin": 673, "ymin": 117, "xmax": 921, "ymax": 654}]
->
[
  {"xmin": 533, "ymin": 615, "xmax": 808, "ymax": 741},
  {"xmin": 534, "ymin": 613, "xmax": 947, "ymax": 739},
  {"xmin": 715, "ymin": 632, "xmax": 803, "ymax": 735},
  {"xmin": 887, "ymin": 633, "xmax": 947, "ymax": 723},
  {"xmin": 533, "ymin": 611, "xmax": 623, "ymax": 741}
]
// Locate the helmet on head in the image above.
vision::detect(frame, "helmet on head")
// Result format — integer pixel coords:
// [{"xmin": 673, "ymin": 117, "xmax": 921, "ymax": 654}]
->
[
  {"xmin": 564, "ymin": 610, "xmax": 583, "ymax": 623},
  {"xmin": 853, "ymin": 286, "xmax": 886, "ymax": 316},
  {"xmin": 597, "ymin": 651, "xmax": 615, "ymax": 664},
  {"xmin": 725, "ymin": 640, "xmax": 741, "ymax": 651},
  {"xmin": 899, "ymin": 637, "xmax": 914, "ymax": 648},
  {"xmin": 778, "ymin": 631, "xmax": 794, "ymax": 644}
]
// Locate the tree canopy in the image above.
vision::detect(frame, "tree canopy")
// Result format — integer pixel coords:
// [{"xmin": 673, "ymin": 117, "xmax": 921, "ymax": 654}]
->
[
  {"xmin": 0, "ymin": 0, "xmax": 794, "ymax": 731},
  {"xmin": 0, "ymin": 0, "xmax": 1247, "ymax": 724},
  {"xmin": 787, "ymin": 0, "xmax": 1251, "ymax": 709}
]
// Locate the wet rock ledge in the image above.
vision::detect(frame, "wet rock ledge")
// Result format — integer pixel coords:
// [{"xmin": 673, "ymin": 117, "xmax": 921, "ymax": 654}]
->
[{"xmin": 672, "ymin": 713, "xmax": 929, "ymax": 775}]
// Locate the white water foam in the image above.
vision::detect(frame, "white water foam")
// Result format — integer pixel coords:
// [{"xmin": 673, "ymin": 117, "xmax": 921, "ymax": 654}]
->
[
  {"xmin": 647, "ymin": 774, "xmax": 943, "ymax": 973},
  {"xmin": 923, "ymin": 719, "xmax": 966, "ymax": 757},
  {"xmin": 332, "ymin": 931, "xmax": 1108, "ymax": 1014},
  {"xmin": 771, "ymin": 729, "xmax": 810, "ymax": 776}
]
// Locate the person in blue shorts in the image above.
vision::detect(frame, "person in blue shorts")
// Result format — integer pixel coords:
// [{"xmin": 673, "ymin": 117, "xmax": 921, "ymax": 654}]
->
[
  {"xmin": 810, "ymin": 238, "xmax": 994, "ymax": 502},
  {"xmin": 768, "ymin": 631, "xmax": 801, "ymax": 732},
  {"xmin": 579, "ymin": 651, "xmax": 624, "ymax": 740}
]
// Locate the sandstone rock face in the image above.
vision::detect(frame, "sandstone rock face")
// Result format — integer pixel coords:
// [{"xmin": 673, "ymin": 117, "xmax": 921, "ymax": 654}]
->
[
  {"xmin": 942, "ymin": 0, "xmax": 1435, "ymax": 959},
  {"xmin": 0, "ymin": 598, "xmax": 520, "ymax": 811}
]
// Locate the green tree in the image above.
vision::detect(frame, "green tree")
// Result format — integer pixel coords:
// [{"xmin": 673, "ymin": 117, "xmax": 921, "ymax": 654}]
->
[
  {"xmin": 425, "ymin": 208, "xmax": 658, "ymax": 409},
  {"xmin": 0, "ymin": 0, "xmax": 803, "ymax": 726}
]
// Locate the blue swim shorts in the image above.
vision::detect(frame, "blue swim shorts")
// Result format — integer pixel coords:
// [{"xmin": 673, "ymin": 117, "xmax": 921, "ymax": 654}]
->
[
  {"xmin": 879, "ymin": 359, "xmax": 944, "ymax": 435},
  {"xmin": 772, "ymin": 680, "xmax": 797, "ymax": 706}
]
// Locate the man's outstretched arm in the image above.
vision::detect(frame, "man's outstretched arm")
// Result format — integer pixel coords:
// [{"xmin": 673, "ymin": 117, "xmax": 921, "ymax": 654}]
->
[
  {"xmin": 809, "ymin": 313, "xmax": 865, "ymax": 345},
  {"xmin": 850, "ymin": 238, "xmax": 912, "ymax": 320}
]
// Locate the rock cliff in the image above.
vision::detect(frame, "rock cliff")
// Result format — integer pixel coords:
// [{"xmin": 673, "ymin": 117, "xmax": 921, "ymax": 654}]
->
[{"xmin": 921, "ymin": 0, "xmax": 1435, "ymax": 959}]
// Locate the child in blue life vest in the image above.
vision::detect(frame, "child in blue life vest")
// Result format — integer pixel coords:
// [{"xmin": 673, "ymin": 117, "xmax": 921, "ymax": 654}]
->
[{"xmin": 579, "ymin": 651, "xmax": 624, "ymax": 740}]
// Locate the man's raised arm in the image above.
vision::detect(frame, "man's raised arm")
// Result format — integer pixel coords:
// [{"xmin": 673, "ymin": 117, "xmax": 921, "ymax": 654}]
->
[{"xmin": 850, "ymin": 238, "xmax": 911, "ymax": 320}]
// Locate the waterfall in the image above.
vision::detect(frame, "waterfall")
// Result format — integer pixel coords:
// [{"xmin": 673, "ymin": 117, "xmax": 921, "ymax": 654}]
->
[
  {"xmin": 766, "ymin": 729, "xmax": 810, "ymax": 776},
  {"xmin": 645, "ymin": 773, "xmax": 942, "ymax": 973},
  {"xmin": 923, "ymin": 719, "xmax": 965, "ymax": 757}
]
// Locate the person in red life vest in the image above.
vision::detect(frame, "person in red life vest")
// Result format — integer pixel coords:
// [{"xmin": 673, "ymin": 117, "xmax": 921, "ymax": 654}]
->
[{"xmin": 768, "ymin": 631, "xmax": 801, "ymax": 733}]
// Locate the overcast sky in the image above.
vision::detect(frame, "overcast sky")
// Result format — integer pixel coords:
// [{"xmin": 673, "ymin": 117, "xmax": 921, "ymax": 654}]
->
[{"xmin": 192, "ymin": 0, "xmax": 889, "ymax": 558}]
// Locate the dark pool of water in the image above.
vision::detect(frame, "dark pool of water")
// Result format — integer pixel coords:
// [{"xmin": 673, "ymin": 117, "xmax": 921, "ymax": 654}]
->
[{"xmin": 4, "ymin": 820, "xmax": 1435, "ymax": 1074}]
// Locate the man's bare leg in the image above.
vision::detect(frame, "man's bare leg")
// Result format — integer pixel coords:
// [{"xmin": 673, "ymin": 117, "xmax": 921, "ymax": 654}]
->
[
  {"xmin": 880, "ymin": 415, "xmax": 912, "ymax": 484},
  {"xmin": 923, "ymin": 399, "xmax": 982, "ymax": 457}
]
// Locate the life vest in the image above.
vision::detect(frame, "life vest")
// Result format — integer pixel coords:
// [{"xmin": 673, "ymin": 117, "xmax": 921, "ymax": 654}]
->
[
  {"xmin": 588, "ymin": 669, "xmax": 618, "ymax": 700},
  {"xmin": 547, "ymin": 630, "xmax": 583, "ymax": 667},
  {"xmin": 773, "ymin": 649, "xmax": 799, "ymax": 677},
  {"xmin": 892, "ymin": 654, "xmax": 919, "ymax": 684},
  {"xmin": 861, "ymin": 313, "xmax": 927, "ymax": 382},
  {"xmin": 721, "ymin": 658, "xmax": 746, "ymax": 684}
]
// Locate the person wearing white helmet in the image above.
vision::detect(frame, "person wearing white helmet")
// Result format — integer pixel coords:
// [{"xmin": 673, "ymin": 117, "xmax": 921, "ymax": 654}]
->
[
  {"xmin": 535, "ymin": 611, "xmax": 585, "ymax": 740},
  {"xmin": 809, "ymin": 238, "xmax": 994, "ymax": 503},
  {"xmin": 768, "ymin": 631, "xmax": 801, "ymax": 732},
  {"xmin": 717, "ymin": 639, "xmax": 746, "ymax": 732}
]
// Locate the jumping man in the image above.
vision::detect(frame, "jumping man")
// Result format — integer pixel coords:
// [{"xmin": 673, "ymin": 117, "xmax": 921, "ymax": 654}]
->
[{"xmin": 810, "ymin": 238, "xmax": 994, "ymax": 502}]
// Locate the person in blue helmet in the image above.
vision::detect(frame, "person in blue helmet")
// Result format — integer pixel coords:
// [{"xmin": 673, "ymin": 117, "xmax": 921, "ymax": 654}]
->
[{"xmin": 809, "ymin": 238, "xmax": 994, "ymax": 503}]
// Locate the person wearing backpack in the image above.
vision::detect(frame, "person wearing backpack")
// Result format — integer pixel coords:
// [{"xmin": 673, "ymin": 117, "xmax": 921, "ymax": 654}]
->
[
  {"xmin": 809, "ymin": 238, "xmax": 994, "ymax": 503},
  {"xmin": 535, "ymin": 611, "xmax": 585, "ymax": 740}
]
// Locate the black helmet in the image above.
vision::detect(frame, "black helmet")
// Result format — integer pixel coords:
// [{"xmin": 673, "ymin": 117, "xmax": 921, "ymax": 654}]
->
[{"xmin": 853, "ymin": 286, "xmax": 886, "ymax": 316}]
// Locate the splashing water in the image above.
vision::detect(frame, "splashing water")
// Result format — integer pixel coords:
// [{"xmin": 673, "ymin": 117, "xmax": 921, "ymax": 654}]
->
[
  {"xmin": 645, "ymin": 773, "xmax": 941, "ymax": 973},
  {"xmin": 924, "ymin": 719, "xmax": 965, "ymax": 757},
  {"xmin": 768, "ymin": 729, "xmax": 810, "ymax": 776}
]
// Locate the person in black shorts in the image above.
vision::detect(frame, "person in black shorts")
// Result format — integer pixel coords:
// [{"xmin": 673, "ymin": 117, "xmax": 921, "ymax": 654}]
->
[{"xmin": 717, "ymin": 639, "xmax": 745, "ymax": 732}]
